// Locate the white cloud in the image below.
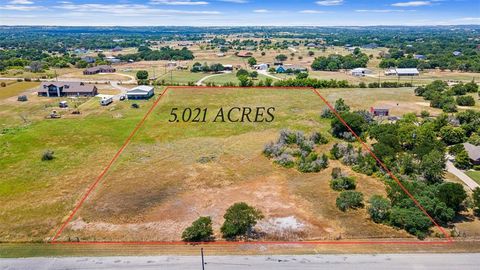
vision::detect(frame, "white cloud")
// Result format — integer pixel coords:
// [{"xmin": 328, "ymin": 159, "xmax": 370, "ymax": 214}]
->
[
  {"xmin": 355, "ymin": 9, "xmax": 411, "ymax": 13},
  {"xmin": 149, "ymin": 0, "xmax": 209, "ymax": 5},
  {"xmin": 392, "ymin": 1, "xmax": 432, "ymax": 7},
  {"xmin": 316, "ymin": 0, "xmax": 343, "ymax": 6},
  {"xmin": 0, "ymin": 4, "xmax": 40, "ymax": 10},
  {"xmin": 55, "ymin": 4, "xmax": 220, "ymax": 15},
  {"xmin": 299, "ymin": 10, "xmax": 326, "ymax": 14},
  {"xmin": 9, "ymin": 0, "xmax": 34, "ymax": 4},
  {"xmin": 253, "ymin": 9, "xmax": 269, "ymax": 13},
  {"xmin": 451, "ymin": 17, "xmax": 480, "ymax": 23}
]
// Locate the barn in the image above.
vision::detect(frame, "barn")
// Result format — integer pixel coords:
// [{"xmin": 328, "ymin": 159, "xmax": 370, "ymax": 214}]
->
[{"xmin": 126, "ymin": 86, "xmax": 155, "ymax": 100}]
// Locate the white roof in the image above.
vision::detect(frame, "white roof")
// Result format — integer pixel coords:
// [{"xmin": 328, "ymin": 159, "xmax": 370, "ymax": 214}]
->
[
  {"xmin": 395, "ymin": 68, "xmax": 419, "ymax": 74},
  {"xmin": 127, "ymin": 86, "xmax": 154, "ymax": 95},
  {"xmin": 351, "ymin": 68, "xmax": 371, "ymax": 72}
]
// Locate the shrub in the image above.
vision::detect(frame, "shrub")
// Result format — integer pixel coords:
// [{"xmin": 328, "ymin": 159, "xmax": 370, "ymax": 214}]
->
[
  {"xmin": 331, "ymin": 167, "xmax": 344, "ymax": 179},
  {"xmin": 221, "ymin": 202, "xmax": 264, "ymax": 240},
  {"xmin": 310, "ymin": 132, "xmax": 328, "ymax": 145},
  {"xmin": 17, "ymin": 95, "xmax": 28, "ymax": 102},
  {"xmin": 273, "ymin": 153, "xmax": 295, "ymax": 168},
  {"xmin": 456, "ymin": 95, "xmax": 475, "ymax": 106},
  {"xmin": 131, "ymin": 103, "xmax": 140, "ymax": 109},
  {"xmin": 263, "ymin": 142, "xmax": 283, "ymax": 158},
  {"xmin": 41, "ymin": 150, "xmax": 54, "ymax": 161},
  {"xmin": 336, "ymin": 191, "xmax": 364, "ymax": 211},
  {"xmin": 330, "ymin": 176, "xmax": 356, "ymax": 191},
  {"xmin": 182, "ymin": 216, "xmax": 214, "ymax": 242},
  {"xmin": 367, "ymin": 195, "xmax": 391, "ymax": 223},
  {"xmin": 0, "ymin": 82, "xmax": 5, "ymax": 87},
  {"xmin": 297, "ymin": 153, "xmax": 328, "ymax": 173}
]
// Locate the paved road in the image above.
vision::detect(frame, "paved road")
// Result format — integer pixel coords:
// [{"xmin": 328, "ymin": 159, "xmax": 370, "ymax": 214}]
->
[
  {"xmin": 2, "ymin": 254, "xmax": 479, "ymax": 270},
  {"xmin": 446, "ymin": 158, "xmax": 480, "ymax": 190}
]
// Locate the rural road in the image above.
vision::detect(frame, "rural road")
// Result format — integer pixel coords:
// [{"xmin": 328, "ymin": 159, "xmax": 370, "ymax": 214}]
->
[
  {"xmin": 1, "ymin": 254, "xmax": 479, "ymax": 270},
  {"xmin": 196, "ymin": 71, "xmax": 231, "ymax": 86},
  {"xmin": 445, "ymin": 157, "xmax": 480, "ymax": 190}
]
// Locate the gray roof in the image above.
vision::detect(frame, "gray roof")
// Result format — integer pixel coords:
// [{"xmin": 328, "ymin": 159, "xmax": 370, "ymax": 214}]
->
[
  {"xmin": 463, "ymin": 142, "xmax": 480, "ymax": 161},
  {"xmin": 395, "ymin": 68, "xmax": 419, "ymax": 74},
  {"xmin": 38, "ymin": 82, "xmax": 96, "ymax": 93}
]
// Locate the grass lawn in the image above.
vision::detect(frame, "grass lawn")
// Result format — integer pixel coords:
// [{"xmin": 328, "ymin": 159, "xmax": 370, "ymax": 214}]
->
[
  {"xmin": 0, "ymin": 81, "xmax": 39, "ymax": 100},
  {"xmin": 465, "ymin": 171, "xmax": 480, "ymax": 185}
]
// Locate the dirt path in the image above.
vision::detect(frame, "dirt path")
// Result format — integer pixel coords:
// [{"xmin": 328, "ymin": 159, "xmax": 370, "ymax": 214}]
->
[
  {"xmin": 258, "ymin": 70, "xmax": 282, "ymax": 80},
  {"xmin": 196, "ymin": 71, "xmax": 230, "ymax": 86}
]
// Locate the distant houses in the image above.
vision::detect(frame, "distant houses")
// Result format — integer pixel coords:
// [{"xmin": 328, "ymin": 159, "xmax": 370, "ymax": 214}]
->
[
  {"xmin": 112, "ymin": 46, "xmax": 123, "ymax": 52},
  {"xmin": 81, "ymin": 56, "xmax": 96, "ymax": 64},
  {"xmin": 83, "ymin": 65, "xmax": 116, "ymax": 75},
  {"xmin": 370, "ymin": 107, "xmax": 389, "ymax": 117},
  {"xmin": 276, "ymin": 64, "xmax": 307, "ymax": 73},
  {"xmin": 105, "ymin": 56, "xmax": 121, "ymax": 63},
  {"xmin": 126, "ymin": 86, "xmax": 155, "ymax": 100},
  {"xmin": 385, "ymin": 68, "xmax": 419, "ymax": 76},
  {"xmin": 38, "ymin": 82, "xmax": 98, "ymax": 97},
  {"xmin": 414, "ymin": 54, "xmax": 426, "ymax": 60},
  {"xmin": 350, "ymin": 68, "xmax": 372, "ymax": 77}
]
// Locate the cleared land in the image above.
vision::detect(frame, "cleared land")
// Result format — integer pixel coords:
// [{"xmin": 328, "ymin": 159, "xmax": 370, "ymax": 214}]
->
[{"xmin": 1, "ymin": 87, "xmax": 479, "ymax": 246}]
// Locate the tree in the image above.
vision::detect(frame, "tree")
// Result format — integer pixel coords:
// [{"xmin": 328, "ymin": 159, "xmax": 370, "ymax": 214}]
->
[
  {"xmin": 136, "ymin": 70, "xmax": 149, "ymax": 80},
  {"xmin": 389, "ymin": 207, "xmax": 432, "ymax": 239},
  {"xmin": 182, "ymin": 216, "xmax": 214, "ymax": 242},
  {"xmin": 454, "ymin": 149, "xmax": 472, "ymax": 170},
  {"xmin": 439, "ymin": 125, "xmax": 466, "ymax": 145},
  {"xmin": 236, "ymin": 68, "xmax": 249, "ymax": 78},
  {"xmin": 221, "ymin": 202, "xmax": 264, "ymax": 240},
  {"xmin": 436, "ymin": 182, "xmax": 467, "ymax": 212},
  {"xmin": 249, "ymin": 71, "xmax": 258, "ymax": 79},
  {"xmin": 308, "ymin": 51, "xmax": 315, "ymax": 57},
  {"xmin": 367, "ymin": 195, "xmax": 391, "ymax": 223},
  {"xmin": 336, "ymin": 191, "xmax": 364, "ymax": 211},
  {"xmin": 30, "ymin": 61, "xmax": 43, "ymax": 72},
  {"xmin": 247, "ymin": 57, "xmax": 257, "ymax": 67},
  {"xmin": 275, "ymin": 54, "xmax": 288, "ymax": 62},
  {"xmin": 420, "ymin": 150, "xmax": 445, "ymax": 184},
  {"xmin": 473, "ymin": 187, "xmax": 480, "ymax": 215},
  {"xmin": 330, "ymin": 176, "xmax": 356, "ymax": 191},
  {"xmin": 331, "ymin": 112, "xmax": 367, "ymax": 138},
  {"xmin": 296, "ymin": 72, "xmax": 308, "ymax": 79}
]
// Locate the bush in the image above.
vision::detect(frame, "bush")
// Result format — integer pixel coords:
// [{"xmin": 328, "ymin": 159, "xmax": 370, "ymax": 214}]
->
[
  {"xmin": 0, "ymin": 82, "xmax": 5, "ymax": 87},
  {"xmin": 17, "ymin": 95, "xmax": 28, "ymax": 102},
  {"xmin": 367, "ymin": 195, "xmax": 391, "ymax": 223},
  {"xmin": 131, "ymin": 103, "xmax": 140, "ymax": 109},
  {"xmin": 331, "ymin": 167, "xmax": 344, "ymax": 179},
  {"xmin": 310, "ymin": 132, "xmax": 328, "ymax": 145},
  {"xmin": 273, "ymin": 153, "xmax": 295, "ymax": 168},
  {"xmin": 330, "ymin": 176, "xmax": 356, "ymax": 191},
  {"xmin": 473, "ymin": 187, "xmax": 480, "ymax": 215},
  {"xmin": 336, "ymin": 191, "xmax": 364, "ymax": 211},
  {"xmin": 41, "ymin": 150, "xmax": 54, "ymax": 161},
  {"xmin": 297, "ymin": 153, "xmax": 328, "ymax": 173},
  {"xmin": 456, "ymin": 95, "xmax": 475, "ymax": 106},
  {"xmin": 454, "ymin": 149, "xmax": 472, "ymax": 170},
  {"xmin": 182, "ymin": 216, "xmax": 214, "ymax": 242},
  {"xmin": 221, "ymin": 202, "xmax": 264, "ymax": 240}
]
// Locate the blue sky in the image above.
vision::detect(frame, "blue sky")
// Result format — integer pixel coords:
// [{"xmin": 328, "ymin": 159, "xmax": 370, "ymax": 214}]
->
[{"xmin": 0, "ymin": 0, "xmax": 479, "ymax": 26}]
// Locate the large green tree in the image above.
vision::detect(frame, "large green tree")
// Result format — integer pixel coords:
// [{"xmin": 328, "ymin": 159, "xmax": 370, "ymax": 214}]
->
[
  {"xmin": 182, "ymin": 216, "xmax": 214, "ymax": 242},
  {"xmin": 221, "ymin": 202, "xmax": 264, "ymax": 240}
]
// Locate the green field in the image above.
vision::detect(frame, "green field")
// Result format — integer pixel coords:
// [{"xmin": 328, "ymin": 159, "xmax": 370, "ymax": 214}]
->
[{"xmin": 0, "ymin": 81, "xmax": 39, "ymax": 100}]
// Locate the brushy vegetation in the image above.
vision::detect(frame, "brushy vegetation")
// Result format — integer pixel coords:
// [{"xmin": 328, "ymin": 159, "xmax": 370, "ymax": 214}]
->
[
  {"xmin": 415, "ymin": 80, "xmax": 478, "ymax": 112},
  {"xmin": 264, "ymin": 129, "xmax": 329, "ymax": 173}
]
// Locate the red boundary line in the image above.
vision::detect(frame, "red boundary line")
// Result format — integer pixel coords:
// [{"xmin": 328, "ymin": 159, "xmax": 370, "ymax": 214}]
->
[{"xmin": 50, "ymin": 86, "xmax": 453, "ymax": 245}]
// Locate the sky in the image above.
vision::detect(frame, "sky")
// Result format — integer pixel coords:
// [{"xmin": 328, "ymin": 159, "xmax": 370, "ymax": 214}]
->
[{"xmin": 0, "ymin": 0, "xmax": 479, "ymax": 26}]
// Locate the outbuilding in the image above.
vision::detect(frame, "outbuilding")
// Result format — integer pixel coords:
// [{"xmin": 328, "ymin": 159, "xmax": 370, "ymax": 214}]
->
[
  {"xmin": 350, "ymin": 68, "xmax": 372, "ymax": 77},
  {"xmin": 370, "ymin": 107, "xmax": 389, "ymax": 117},
  {"xmin": 126, "ymin": 86, "xmax": 155, "ymax": 100}
]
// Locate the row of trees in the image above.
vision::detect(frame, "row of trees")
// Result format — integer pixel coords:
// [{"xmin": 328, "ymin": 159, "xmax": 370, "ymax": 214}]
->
[
  {"xmin": 182, "ymin": 202, "xmax": 263, "ymax": 242},
  {"xmin": 415, "ymin": 80, "xmax": 479, "ymax": 112},
  {"xmin": 311, "ymin": 49, "xmax": 369, "ymax": 71}
]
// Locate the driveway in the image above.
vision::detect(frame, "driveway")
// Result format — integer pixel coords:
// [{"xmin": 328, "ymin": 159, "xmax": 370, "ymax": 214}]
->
[
  {"xmin": 196, "ymin": 71, "xmax": 231, "ymax": 86},
  {"xmin": 445, "ymin": 157, "xmax": 480, "ymax": 190}
]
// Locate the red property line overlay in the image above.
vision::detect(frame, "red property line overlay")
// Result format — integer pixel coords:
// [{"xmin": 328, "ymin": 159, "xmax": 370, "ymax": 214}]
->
[{"xmin": 50, "ymin": 86, "xmax": 453, "ymax": 245}]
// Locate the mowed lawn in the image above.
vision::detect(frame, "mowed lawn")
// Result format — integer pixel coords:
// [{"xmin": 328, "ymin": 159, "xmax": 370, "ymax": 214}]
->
[
  {"xmin": 465, "ymin": 171, "xmax": 480, "ymax": 185},
  {"xmin": 0, "ymin": 81, "xmax": 39, "ymax": 100}
]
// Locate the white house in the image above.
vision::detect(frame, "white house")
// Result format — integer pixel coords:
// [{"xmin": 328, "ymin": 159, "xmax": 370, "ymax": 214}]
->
[
  {"xmin": 350, "ymin": 68, "xmax": 372, "ymax": 77},
  {"xmin": 126, "ymin": 86, "xmax": 155, "ymax": 100},
  {"xmin": 254, "ymin": 63, "xmax": 269, "ymax": 70}
]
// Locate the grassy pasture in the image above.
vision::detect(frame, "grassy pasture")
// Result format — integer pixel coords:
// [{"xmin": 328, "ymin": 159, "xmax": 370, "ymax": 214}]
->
[{"xmin": 0, "ymin": 81, "xmax": 39, "ymax": 100}]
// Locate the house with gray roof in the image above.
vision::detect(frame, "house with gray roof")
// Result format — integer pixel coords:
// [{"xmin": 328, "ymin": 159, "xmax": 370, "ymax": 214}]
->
[
  {"xmin": 462, "ymin": 143, "xmax": 480, "ymax": 165},
  {"xmin": 37, "ymin": 82, "xmax": 98, "ymax": 97}
]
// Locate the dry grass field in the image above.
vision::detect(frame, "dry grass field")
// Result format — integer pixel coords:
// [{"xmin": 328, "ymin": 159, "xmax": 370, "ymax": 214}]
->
[{"xmin": 1, "ymin": 86, "xmax": 479, "ymax": 247}]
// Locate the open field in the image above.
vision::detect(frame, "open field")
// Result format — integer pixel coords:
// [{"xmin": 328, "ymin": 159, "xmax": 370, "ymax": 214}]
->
[
  {"xmin": 1, "ymin": 87, "xmax": 479, "ymax": 246},
  {"xmin": 0, "ymin": 81, "xmax": 39, "ymax": 100}
]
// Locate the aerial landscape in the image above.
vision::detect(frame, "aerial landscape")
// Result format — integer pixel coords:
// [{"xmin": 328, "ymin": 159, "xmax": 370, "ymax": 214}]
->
[{"xmin": 1, "ymin": 0, "xmax": 480, "ymax": 269}]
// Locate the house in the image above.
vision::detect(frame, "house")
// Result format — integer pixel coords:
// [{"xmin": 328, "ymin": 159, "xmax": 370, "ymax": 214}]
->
[
  {"xmin": 350, "ymin": 68, "xmax": 372, "ymax": 77},
  {"xmin": 306, "ymin": 43, "xmax": 317, "ymax": 48},
  {"xmin": 453, "ymin": 51, "xmax": 462, "ymax": 56},
  {"xmin": 385, "ymin": 68, "xmax": 419, "ymax": 76},
  {"xmin": 276, "ymin": 64, "xmax": 307, "ymax": 73},
  {"xmin": 81, "ymin": 56, "xmax": 96, "ymax": 63},
  {"xmin": 112, "ymin": 46, "xmax": 122, "ymax": 52},
  {"xmin": 254, "ymin": 63, "xmax": 269, "ymax": 70},
  {"xmin": 223, "ymin": 64, "xmax": 233, "ymax": 71},
  {"xmin": 83, "ymin": 65, "xmax": 116, "ymax": 75},
  {"xmin": 178, "ymin": 41, "xmax": 193, "ymax": 47},
  {"xmin": 362, "ymin": 43, "xmax": 378, "ymax": 49},
  {"xmin": 105, "ymin": 56, "xmax": 120, "ymax": 63},
  {"xmin": 37, "ymin": 82, "xmax": 98, "ymax": 97},
  {"xmin": 414, "ymin": 54, "xmax": 426, "ymax": 60},
  {"xmin": 462, "ymin": 143, "xmax": 480, "ymax": 165},
  {"xmin": 216, "ymin": 53, "xmax": 225, "ymax": 57},
  {"xmin": 126, "ymin": 86, "xmax": 155, "ymax": 100},
  {"xmin": 370, "ymin": 107, "xmax": 389, "ymax": 117},
  {"xmin": 236, "ymin": 51, "xmax": 253, "ymax": 58}
]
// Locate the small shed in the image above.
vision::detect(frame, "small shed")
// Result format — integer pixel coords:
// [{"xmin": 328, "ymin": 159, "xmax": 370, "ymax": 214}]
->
[{"xmin": 370, "ymin": 107, "xmax": 389, "ymax": 117}]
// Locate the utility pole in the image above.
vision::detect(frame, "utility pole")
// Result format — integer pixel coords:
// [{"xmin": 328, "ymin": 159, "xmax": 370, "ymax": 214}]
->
[{"xmin": 201, "ymin": 248, "xmax": 205, "ymax": 270}]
